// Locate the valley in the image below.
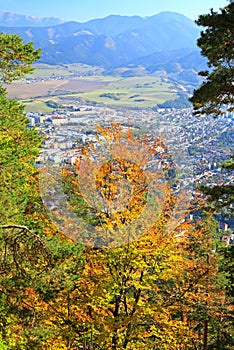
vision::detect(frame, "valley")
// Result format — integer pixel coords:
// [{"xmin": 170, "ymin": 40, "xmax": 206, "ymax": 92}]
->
[{"xmin": 7, "ymin": 63, "xmax": 181, "ymax": 111}]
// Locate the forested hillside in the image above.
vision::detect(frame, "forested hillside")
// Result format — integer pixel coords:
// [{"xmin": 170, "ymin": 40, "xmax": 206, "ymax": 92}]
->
[{"xmin": 0, "ymin": 2, "xmax": 233, "ymax": 349}]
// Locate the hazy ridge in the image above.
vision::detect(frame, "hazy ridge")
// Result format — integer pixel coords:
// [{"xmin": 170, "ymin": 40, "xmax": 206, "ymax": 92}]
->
[{"xmin": 0, "ymin": 10, "xmax": 207, "ymax": 85}]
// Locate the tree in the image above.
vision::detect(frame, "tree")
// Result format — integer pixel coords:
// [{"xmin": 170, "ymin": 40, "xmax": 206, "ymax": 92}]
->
[
  {"xmin": 59, "ymin": 124, "xmax": 226, "ymax": 350},
  {"xmin": 0, "ymin": 88, "xmax": 43, "ymax": 226},
  {"xmin": 0, "ymin": 32, "xmax": 41, "ymax": 83},
  {"xmin": 190, "ymin": 2, "xmax": 234, "ymax": 211},
  {"xmin": 0, "ymin": 33, "xmax": 85, "ymax": 349},
  {"xmin": 190, "ymin": 4, "xmax": 234, "ymax": 348},
  {"xmin": 76, "ymin": 218, "xmax": 223, "ymax": 350},
  {"xmin": 190, "ymin": 2, "xmax": 234, "ymax": 117},
  {"xmin": 0, "ymin": 32, "xmax": 46, "ymax": 348},
  {"xmin": 0, "ymin": 32, "xmax": 42, "ymax": 227}
]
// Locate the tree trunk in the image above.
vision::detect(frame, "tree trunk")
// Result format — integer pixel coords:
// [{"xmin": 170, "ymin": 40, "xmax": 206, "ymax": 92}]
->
[{"xmin": 203, "ymin": 319, "xmax": 208, "ymax": 350}]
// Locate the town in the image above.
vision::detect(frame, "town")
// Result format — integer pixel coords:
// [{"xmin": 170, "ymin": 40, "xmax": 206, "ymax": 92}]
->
[{"xmin": 28, "ymin": 102, "xmax": 234, "ymax": 245}]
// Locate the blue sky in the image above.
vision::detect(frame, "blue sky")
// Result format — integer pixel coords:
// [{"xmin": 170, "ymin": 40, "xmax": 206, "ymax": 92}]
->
[{"xmin": 0, "ymin": 0, "xmax": 228, "ymax": 22}]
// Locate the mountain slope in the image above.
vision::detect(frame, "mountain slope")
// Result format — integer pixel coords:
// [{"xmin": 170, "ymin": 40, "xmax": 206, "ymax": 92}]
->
[
  {"xmin": 0, "ymin": 10, "xmax": 63, "ymax": 27},
  {"xmin": 0, "ymin": 11, "xmax": 201, "ymax": 68}
]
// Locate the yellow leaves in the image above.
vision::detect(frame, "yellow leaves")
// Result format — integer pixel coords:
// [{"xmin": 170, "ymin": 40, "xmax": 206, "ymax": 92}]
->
[
  {"xmin": 40, "ymin": 121, "xmax": 192, "ymax": 250},
  {"xmin": 43, "ymin": 338, "xmax": 68, "ymax": 350},
  {"xmin": 150, "ymin": 319, "xmax": 194, "ymax": 350},
  {"xmin": 72, "ymin": 206, "xmax": 224, "ymax": 348},
  {"xmin": 23, "ymin": 123, "xmax": 227, "ymax": 349},
  {"xmin": 68, "ymin": 123, "xmax": 188, "ymax": 248}
]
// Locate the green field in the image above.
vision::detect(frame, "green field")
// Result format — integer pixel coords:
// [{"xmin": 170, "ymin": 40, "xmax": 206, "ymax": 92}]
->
[
  {"xmin": 18, "ymin": 65, "xmax": 181, "ymax": 111},
  {"xmin": 64, "ymin": 76, "xmax": 178, "ymax": 108},
  {"xmin": 23, "ymin": 100, "xmax": 54, "ymax": 113}
]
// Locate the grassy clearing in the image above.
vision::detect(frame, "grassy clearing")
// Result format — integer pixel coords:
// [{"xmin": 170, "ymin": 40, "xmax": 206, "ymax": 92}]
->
[
  {"xmin": 69, "ymin": 76, "xmax": 178, "ymax": 108},
  {"xmin": 23, "ymin": 100, "xmax": 54, "ymax": 113}
]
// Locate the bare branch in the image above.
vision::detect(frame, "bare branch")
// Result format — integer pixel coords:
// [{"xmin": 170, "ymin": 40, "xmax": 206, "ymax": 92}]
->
[{"xmin": 0, "ymin": 224, "xmax": 50, "ymax": 250}]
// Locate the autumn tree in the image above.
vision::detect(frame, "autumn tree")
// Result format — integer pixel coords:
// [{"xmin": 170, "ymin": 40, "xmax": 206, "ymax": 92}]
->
[{"xmin": 58, "ymin": 124, "xmax": 224, "ymax": 350}]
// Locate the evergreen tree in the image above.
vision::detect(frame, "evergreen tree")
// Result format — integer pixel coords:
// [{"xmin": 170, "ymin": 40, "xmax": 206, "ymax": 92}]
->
[
  {"xmin": 0, "ymin": 32, "xmax": 41, "ymax": 83},
  {"xmin": 0, "ymin": 32, "xmax": 85, "ymax": 349},
  {"xmin": 190, "ymin": 2, "xmax": 234, "ymax": 117},
  {"xmin": 190, "ymin": 4, "xmax": 234, "ymax": 348},
  {"xmin": 190, "ymin": 2, "xmax": 234, "ymax": 211},
  {"xmin": 0, "ymin": 32, "xmax": 42, "ymax": 226}
]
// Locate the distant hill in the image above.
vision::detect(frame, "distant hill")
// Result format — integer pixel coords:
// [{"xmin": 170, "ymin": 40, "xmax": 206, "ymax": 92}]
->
[
  {"xmin": 0, "ymin": 10, "xmax": 64, "ymax": 27},
  {"xmin": 0, "ymin": 10, "xmax": 207, "ymax": 86},
  {"xmin": 127, "ymin": 48, "xmax": 207, "ymax": 85},
  {"xmin": 0, "ymin": 11, "xmax": 201, "ymax": 67}
]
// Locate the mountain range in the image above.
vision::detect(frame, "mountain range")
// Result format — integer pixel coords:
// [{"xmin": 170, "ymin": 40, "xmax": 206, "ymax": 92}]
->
[
  {"xmin": 0, "ymin": 10, "xmax": 207, "ymax": 82},
  {"xmin": 0, "ymin": 10, "xmax": 64, "ymax": 27}
]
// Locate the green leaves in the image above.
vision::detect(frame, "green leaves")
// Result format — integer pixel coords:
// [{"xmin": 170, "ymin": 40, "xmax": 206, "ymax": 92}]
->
[
  {"xmin": 190, "ymin": 2, "xmax": 234, "ymax": 117},
  {"xmin": 190, "ymin": 2, "xmax": 234, "ymax": 214},
  {"xmin": 0, "ymin": 33, "xmax": 41, "ymax": 83},
  {"xmin": 0, "ymin": 94, "xmax": 43, "ymax": 225}
]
